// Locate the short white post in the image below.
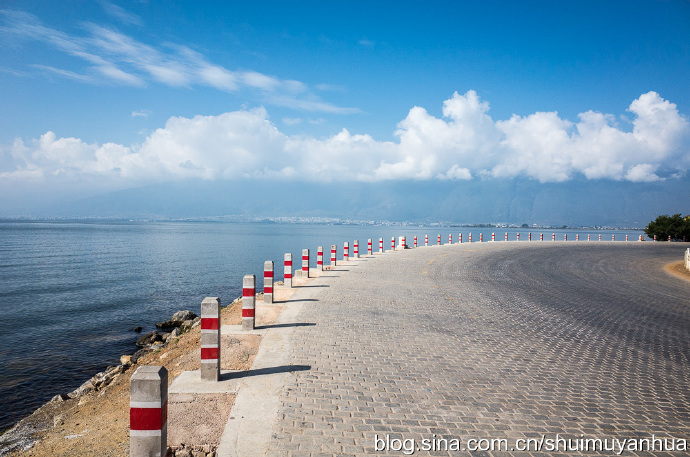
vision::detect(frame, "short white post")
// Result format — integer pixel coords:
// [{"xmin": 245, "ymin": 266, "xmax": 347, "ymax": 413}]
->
[
  {"xmin": 302, "ymin": 249, "xmax": 310, "ymax": 278},
  {"xmin": 626, "ymin": 235, "xmax": 629, "ymax": 242},
  {"xmin": 129, "ymin": 365, "xmax": 168, "ymax": 457},
  {"xmin": 540, "ymin": 233, "xmax": 543, "ymax": 241},
  {"xmin": 353, "ymin": 240, "xmax": 359, "ymax": 258},
  {"xmin": 613, "ymin": 234, "xmax": 616, "ymax": 241},
  {"xmin": 469, "ymin": 233, "xmax": 472, "ymax": 243},
  {"xmin": 317, "ymin": 246, "xmax": 323, "ymax": 271},
  {"xmin": 414, "ymin": 235, "xmax": 418, "ymax": 247},
  {"xmin": 425, "ymin": 234, "xmax": 429, "ymax": 246},
  {"xmin": 331, "ymin": 245, "xmax": 337, "ymax": 266},
  {"xmin": 564, "ymin": 233, "xmax": 568, "ymax": 241},
  {"xmin": 391, "ymin": 237, "xmax": 395, "ymax": 250},
  {"xmin": 368, "ymin": 239, "xmax": 372, "ymax": 255},
  {"xmin": 344, "ymin": 242, "xmax": 349, "ymax": 261},
  {"xmin": 528, "ymin": 232, "xmax": 531, "ymax": 241},
  {"xmin": 492, "ymin": 233, "xmax": 495, "ymax": 242},
  {"xmin": 201, "ymin": 297, "xmax": 221, "ymax": 381},
  {"xmin": 505, "ymin": 233, "xmax": 508, "ymax": 241},
  {"xmin": 480, "ymin": 233, "xmax": 483, "ymax": 242},
  {"xmin": 576, "ymin": 234, "xmax": 579, "ymax": 241},
  {"xmin": 242, "ymin": 275, "xmax": 255, "ymax": 330},
  {"xmin": 459, "ymin": 233, "xmax": 463, "ymax": 244},
  {"xmin": 599, "ymin": 234, "xmax": 602, "ymax": 241},
  {"xmin": 449, "ymin": 234, "xmax": 452, "ymax": 245},
  {"xmin": 284, "ymin": 253, "xmax": 292, "ymax": 288},
  {"xmin": 379, "ymin": 238, "xmax": 384, "ymax": 253},
  {"xmin": 588, "ymin": 234, "xmax": 591, "ymax": 241},
  {"xmin": 437, "ymin": 234, "xmax": 441, "ymax": 245},
  {"xmin": 263, "ymin": 261, "xmax": 274, "ymax": 304},
  {"xmin": 517, "ymin": 233, "xmax": 520, "ymax": 241}
]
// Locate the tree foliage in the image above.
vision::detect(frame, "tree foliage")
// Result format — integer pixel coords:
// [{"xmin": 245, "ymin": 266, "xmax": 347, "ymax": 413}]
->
[{"xmin": 644, "ymin": 214, "xmax": 690, "ymax": 241}]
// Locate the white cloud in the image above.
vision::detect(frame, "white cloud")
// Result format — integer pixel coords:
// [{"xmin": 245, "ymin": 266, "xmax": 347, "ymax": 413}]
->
[
  {"xmin": 132, "ymin": 110, "xmax": 151, "ymax": 118},
  {"xmin": 1, "ymin": 91, "xmax": 688, "ymax": 187},
  {"xmin": 0, "ymin": 10, "xmax": 355, "ymax": 113},
  {"xmin": 282, "ymin": 117, "xmax": 303, "ymax": 125}
]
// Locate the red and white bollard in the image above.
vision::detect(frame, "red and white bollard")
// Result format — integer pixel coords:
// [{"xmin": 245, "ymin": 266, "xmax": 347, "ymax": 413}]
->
[
  {"xmin": 654, "ymin": 235, "xmax": 657, "ymax": 242},
  {"xmin": 330, "ymin": 245, "xmax": 337, "ymax": 267},
  {"xmin": 528, "ymin": 232, "xmax": 531, "ymax": 241},
  {"xmin": 437, "ymin": 234, "xmax": 441, "ymax": 245},
  {"xmin": 368, "ymin": 239, "xmax": 372, "ymax": 255},
  {"xmin": 626, "ymin": 235, "xmax": 629, "ymax": 242},
  {"xmin": 469, "ymin": 233, "xmax": 472, "ymax": 243},
  {"xmin": 130, "ymin": 365, "xmax": 168, "ymax": 456},
  {"xmin": 459, "ymin": 233, "xmax": 463, "ymax": 244},
  {"xmin": 517, "ymin": 233, "xmax": 520, "ymax": 241},
  {"xmin": 414, "ymin": 235, "xmax": 418, "ymax": 247},
  {"xmin": 391, "ymin": 237, "xmax": 396, "ymax": 250},
  {"xmin": 576, "ymin": 234, "xmax": 579, "ymax": 241},
  {"xmin": 668, "ymin": 235, "xmax": 671, "ymax": 242},
  {"xmin": 302, "ymin": 249, "xmax": 310, "ymax": 278},
  {"xmin": 639, "ymin": 235, "xmax": 643, "ymax": 241},
  {"xmin": 564, "ymin": 234, "xmax": 568, "ymax": 241},
  {"xmin": 480, "ymin": 233, "xmax": 483, "ymax": 242},
  {"xmin": 353, "ymin": 240, "xmax": 359, "ymax": 258},
  {"xmin": 201, "ymin": 296, "xmax": 221, "ymax": 380},
  {"xmin": 284, "ymin": 253, "xmax": 292, "ymax": 288},
  {"xmin": 552, "ymin": 233, "xmax": 555, "ymax": 241},
  {"xmin": 379, "ymin": 238, "xmax": 384, "ymax": 252},
  {"xmin": 491, "ymin": 233, "xmax": 495, "ymax": 242},
  {"xmin": 540, "ymin": 233, "xmax": 543, "ymax": 241},
  {"xmin": 317, "ymin": 246, "xmax": 323, "ymax": 271},
  {"xmin": 425, "ymin": 235, "xmax": 429, "ymax": 246},
  {"xmin": 449, "ymin": 234, "xmax": 452, "ymax": 245},
  {"xmin": 612, "ymin": 234, "xmax": 615, "ymax": 241},
  {"xmin": 599, "ymin": 234, "xmax": 602, "ymax": 241},
  {"xmin": 401, "ymin": 236, "xmax": 406, "ymax": 249},
  {"xmin": 242, "ymin": 275, "xmax": 255, "ymax": 330},
  {"xmin": 344, "ymin": 242, "xmax": 349, "ymax": 261},
  {"xmin": 263, "ymin": 261, "xmax": 274, "ymax": 303},
  {"xmin": 588, "ymin": 234, "xmax": 591, "ymax": 241},
  {"xmin": 505, "ymin": 233, "xmax": 508, "ymax": 242}
]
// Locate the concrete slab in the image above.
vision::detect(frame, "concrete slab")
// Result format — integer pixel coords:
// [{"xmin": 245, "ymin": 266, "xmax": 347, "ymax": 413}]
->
[{"xmin": 169, "ymin": 370, "xmax": 242, "ymax": 394}]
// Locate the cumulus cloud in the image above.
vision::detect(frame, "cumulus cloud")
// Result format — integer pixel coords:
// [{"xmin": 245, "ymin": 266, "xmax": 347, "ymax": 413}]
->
[{"xmin": 1, "ymin": 91, "xmax": 688, "ymax": 188}]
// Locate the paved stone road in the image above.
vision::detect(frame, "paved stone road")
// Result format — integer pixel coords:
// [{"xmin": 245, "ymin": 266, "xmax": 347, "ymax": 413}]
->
[{"xmin": 267, "ymin": 243, "xmax": 690, "ymax": 456}]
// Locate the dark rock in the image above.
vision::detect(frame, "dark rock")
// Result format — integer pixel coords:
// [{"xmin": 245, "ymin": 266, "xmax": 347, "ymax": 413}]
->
[
  {"xmin": 133, "ymin": 326, "xmax": 143, "ymax": 333},
  {"xmin": 157, "ymin": 310, "xmax": 198, "ymax": 329},
  {"xmin": 131, "ymin": 348, "xmax": 150, "ymax": 364},
  {"xmin": 136, "ymin": 331, "xmax": 164, "ymax": 347}
]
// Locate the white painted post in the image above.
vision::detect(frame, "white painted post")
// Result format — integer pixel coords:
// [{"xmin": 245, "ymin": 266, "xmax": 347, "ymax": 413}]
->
[
  {"xmin": 129, "ymin": 365, "xmax": 168, "ymax": 457},
  {"xmin": 353, "ymin": 240, "xmax": 359, "ymax": 258},
  {"xmin": 263, "ymin": 261, "xmax": 274, "ymax": 304},
  {"xmin": 302, "ymin": 249, "xmax": 310, "ymax": 278},
  {"xmin": 540, "ymin": 233, "xmax": 543, "ymax": 241},
  {"xmin": 201, "ymin": 297, "xmax": 221, "ymax": 381},
  {"xmin": 379, "ymin": 238, "xmax": 384, "ymax": 253},
  {"xmin": 459, "ymin": 233, "xmax": 463, "ymax": 243},
  {"xmin": 414, "ymin": 235, "xmax": 418, "ymax": 247},
  {"xmin": 505, "ymin": 233, "xmax": 508, "ymax": 241},
  {"xmin": 368, "ymin": 239, "xmax": 372, "ymax": 255},
  {"xmin": 425, "ymin": 234, "xmax": 429, "ymax": 246},
  {"xmin": 469, "ymin": 233, "xmax": 472, "ymax": 243},
  {"xmin": 492, "ymin": 232, "xmax": 496, "ymax": 242},
  {"xmin": 437, "ymin": 234, "xmax": 441, "ymax": 245},
  {"xmin": 480, "ymin": 233, "xmax": 483, "ymax": 242},
  {"xmin": 517, "ymin": 233, "xmax": 520, "ymax": 241},
  {"xmin": 242, "ymin": 275, "xmax": 255, "ymax": 330},
  {"xmin": 317, "ymin": 246, "xmax": 323, "ymax": 271},
  {"xmin": 284, "ymin": 253, "xmax": 292, "ymax": 288},
  {"xmin": 449, "ymin": 234, "xmax": 452, "ymax": 244},
  {"xmin": 330, "ymin": 245, "xmax": 337, "ymax": 267},
  {"xmin": 391, "ymin": 237, "xmax": 395, "ymax": 250},
  {"xmin": 344, "ymin": 242, "xmax": 349, "ymax": 261}
]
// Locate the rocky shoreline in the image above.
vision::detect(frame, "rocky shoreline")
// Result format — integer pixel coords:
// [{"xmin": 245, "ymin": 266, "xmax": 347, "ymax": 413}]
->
[{"xmin": 0, "ymin": 308, "xmax": 203, "ymax": 456}]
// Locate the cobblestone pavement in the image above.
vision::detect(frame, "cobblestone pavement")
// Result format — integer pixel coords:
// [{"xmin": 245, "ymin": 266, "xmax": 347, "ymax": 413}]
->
[{"xmin": 267, "ymin": 243, "xmax": 690, "ymax": 456}]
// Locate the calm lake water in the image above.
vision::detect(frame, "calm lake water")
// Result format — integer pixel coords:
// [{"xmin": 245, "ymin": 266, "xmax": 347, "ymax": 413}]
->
[{"xmin": 0, "ymin": 220, "xmax": 645, "ymax": 431}]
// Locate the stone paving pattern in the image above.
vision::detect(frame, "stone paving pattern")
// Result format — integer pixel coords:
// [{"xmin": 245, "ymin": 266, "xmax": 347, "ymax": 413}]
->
[{"xmin": 267, "ymin": 243, "xmax": 690, "ymax": 456}]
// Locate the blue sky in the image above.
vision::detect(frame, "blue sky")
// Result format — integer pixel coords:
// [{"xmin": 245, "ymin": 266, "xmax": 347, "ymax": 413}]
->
[{"xmin": 1, "ymin": 1, "xmax": 689, "ymax": 220}]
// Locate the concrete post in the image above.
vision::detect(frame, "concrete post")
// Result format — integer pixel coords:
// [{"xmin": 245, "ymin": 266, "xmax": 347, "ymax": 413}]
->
[
  {"xmin": 588, "ymin": 234, "xmax": 591, "ymax": 241},
  {"xmin": 242, "ymin": 275, "xmax": 255, "ymax": 331},
  {"xmin": 654, "ymin": 235, "xmax": 657, "ymax": 241},
  {"xmin": 468, "ymin": 233, "xmax": 472, "ymax": 243},
  {"xmin": 492, "ymin": 233, "xmax": 495, "ymax": 242},
  {"xmin": 317, "ymin": 246, "xmax": 323, "ymax": 271},
  {"xmin": 576, "ymin": 234, "xmax": 579, "ymax": 241},
  {"xmin": 612, "ymin": 234, "xmax": 615, "ymax": 241},
  {"xmin": 379, "ymin": 238, "xmax": 384, "ymax": 253},
  {"xmin": 528, "ymin": 232, "xmax": 531, "ymax": 241},
  {"xmin": 130, "ymin": 365, "xmax": 168, "ymax": 457},
  {"xmin": 368, "ymin": 239, "xmax": 372, "ymax": 255},
  {"xmin": 414, "ymin": 236, "xmax": 418, "ymax": 247},
  {"xmin": 284, "ymin": 253, "xmax": 292, "ymax": 288},
  {"xmin": 302, "ymin": 249, "xmax": 310, "ymax": 278},
  {"xmin": 353, "ymin": 240, "xmax": 359, "ymax": 258},
  {"xmin": 626, "ymin": 235, "xmax": 629, "ymax": 241},
  {"xmin": 540, "ymin": 233, "xmax": 543, "ymax": 241},
  {"xmin": 599, "ymin": 234, "xmax": 602, "ymax": 241},
  {"xmin": 344, "ymin": 242, "xmax": 349, "ymax": 260},
  {"xmin": 668, "ymin": 235, "xmax": 672, "ymax": 242},
  {"xmin": 391, "ymin": 237, "xmax": 395, "ymax": 250},
  {"xmin": 449, "ymin": 234, "xmax": 452, "ymax": 244},
  {"xmin": 480, "ymin": 233, "xmax": 483, "ymax": 242},
  {"xmin": 425, "ymin": 234, "xmax": 429, "ymax": 246},
  {"xmin": 517, "ymin": 233, "xmax": 520, "ymax": 241},
  {"xmin": 505, "ymin": 233, "xmax": 508, "ymax": 241},
  {"xmin": 331, "ymin": 245, "xmax": 337, "ymax": 267},
  {"xmin": 437, "ymin": 234, "xmax": 441, "ymax": 245},
  {"xmin": 564, "ymin": 234, "xmax": 567, "ymax": 241},
  {"xmin": 201, "ymin": 297, "xmax": 221, "ymax": 381},
  {"xmin": 459, "ymin": 233, "xmax": 462, "ymax": 244},
  {"xmin": 400, "ymin": 236, "xmax": 406, "ymax": 249},
  {"xmin": 263, "ymin": 261, "xmax": 274, "ymax": 304}
]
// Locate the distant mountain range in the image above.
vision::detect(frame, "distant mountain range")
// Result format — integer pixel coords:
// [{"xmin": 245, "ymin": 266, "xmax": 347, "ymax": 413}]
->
[{"xmin": 16, "ymin": 176, "xmax": 686, "ymax": 228}]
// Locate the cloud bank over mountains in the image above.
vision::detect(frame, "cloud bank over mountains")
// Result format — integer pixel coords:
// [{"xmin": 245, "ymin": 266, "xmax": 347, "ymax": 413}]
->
[{"xmin": 2, "ymin": 91, "xmax": 688, "ymax": 190}]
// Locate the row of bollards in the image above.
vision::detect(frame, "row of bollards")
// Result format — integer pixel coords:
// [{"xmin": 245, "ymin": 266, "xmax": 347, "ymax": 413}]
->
[{"xmin": 130, "ymin": 230, "xmax": 656, "ymax": 456}]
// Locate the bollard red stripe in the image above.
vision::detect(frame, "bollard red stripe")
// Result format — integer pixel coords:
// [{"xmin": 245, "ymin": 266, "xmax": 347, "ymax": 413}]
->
[
  {"xmin": 284, "ymin": 273, "xmax": 292, "ymax": 279},
  {"xmin": 264, "ymin": 271, "xmax": 273, "ymax": 278},
  {"xmin": 130, "ymin": 401, "xmax": 167, "ymax": 431},
  {"xmin": 242, "ymin": 309, "xmax": 255, "ymax": 318},
  {"xmin": 285, "ymin": 260, "xmax": 292, "ymax": 266},
  {"xmin": 302, "ymin": 256, "xmax": 309, "ymax": 261},
  {"xmin": 201, "ymin": 347, "xmax": 219, "ymax": 359},
  {"xmin": 242, "ymin": 288, "xmax": 255, "ymax": 297},
  {"xmin": 264, "ymin": 286, "xmax": 273, "ymax": 293},
  {"xmin": 201, "ymin": 318, "xmax": 219, "ymax": 330}
]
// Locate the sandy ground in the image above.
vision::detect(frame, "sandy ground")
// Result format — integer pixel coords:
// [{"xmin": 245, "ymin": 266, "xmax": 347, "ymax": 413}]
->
[
  {"xmin": 664, "ymin": 260, "xmax": 690, "ymax": 282},
  {"xmin": 3, "ymin": 286, "xmax": 295, "ymax": 457}
]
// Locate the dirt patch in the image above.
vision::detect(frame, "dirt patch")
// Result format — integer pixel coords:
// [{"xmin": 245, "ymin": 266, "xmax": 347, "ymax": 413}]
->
[
  {"xmin": 664, "ymin": 261, "xmax": 690, "ymax": 282},
  {"xmin": 3, "ymin": 298, "xmax": 270, "ymax": 456}
]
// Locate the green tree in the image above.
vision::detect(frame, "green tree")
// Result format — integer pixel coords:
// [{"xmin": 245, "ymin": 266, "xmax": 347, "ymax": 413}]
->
[{"xmin": 644, "ymin": 214, "xmax": 690, "ymax": 241}]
